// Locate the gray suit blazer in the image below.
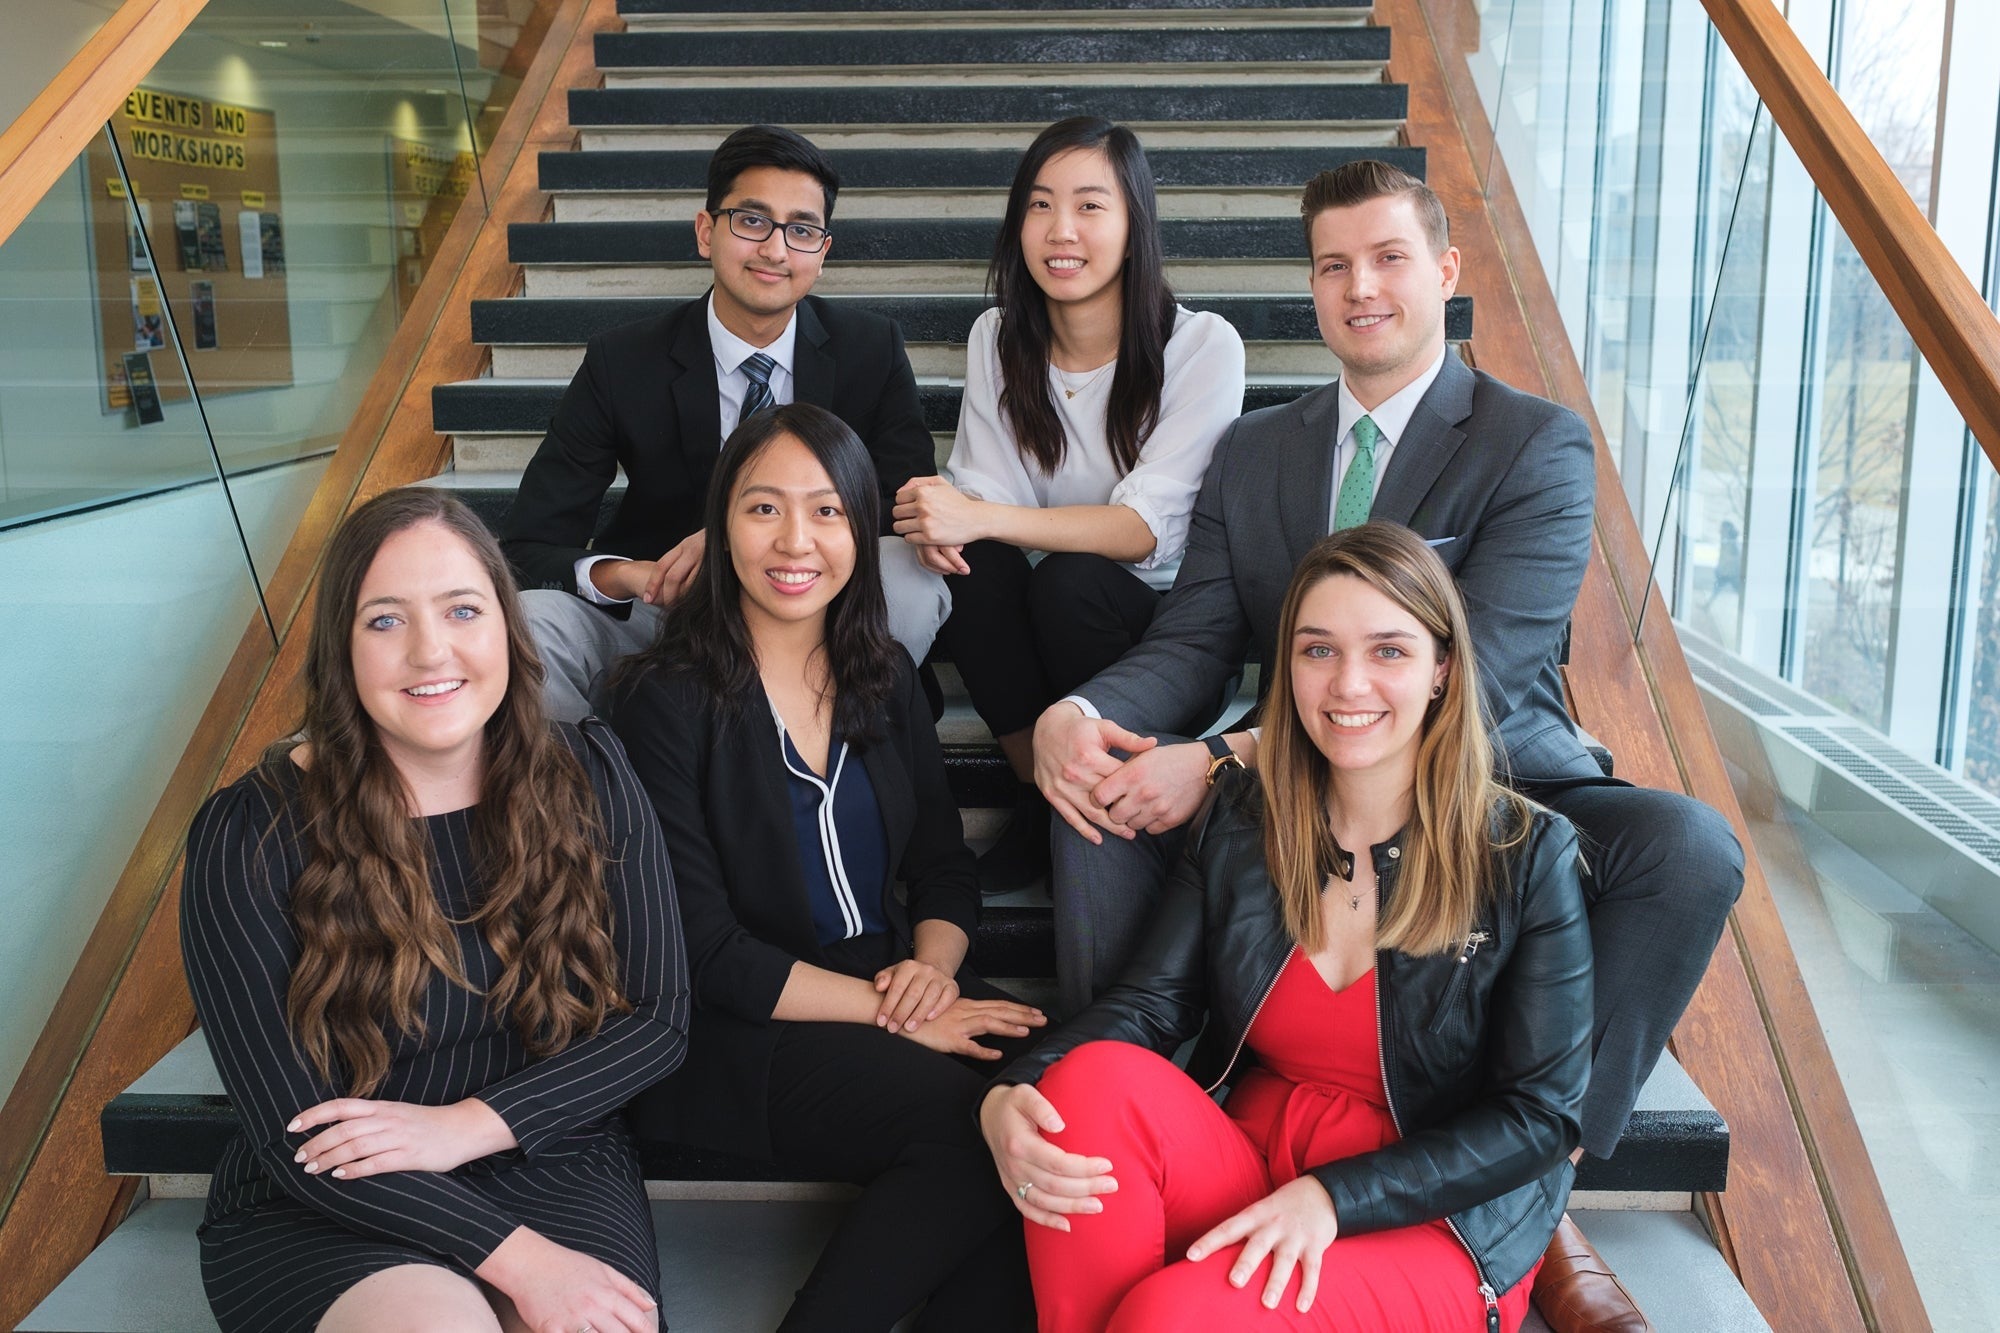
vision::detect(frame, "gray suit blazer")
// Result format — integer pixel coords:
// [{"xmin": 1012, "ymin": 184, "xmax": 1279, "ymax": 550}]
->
[{"xmin": 1080, "ymin": 351, "xmax": 1602, "ymax": 784}]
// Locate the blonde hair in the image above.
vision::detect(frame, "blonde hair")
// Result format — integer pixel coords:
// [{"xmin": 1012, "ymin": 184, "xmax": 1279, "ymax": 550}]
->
[{"xmin": 1260, "ymin": 522, "xmax": 1529, "ymax": 956}]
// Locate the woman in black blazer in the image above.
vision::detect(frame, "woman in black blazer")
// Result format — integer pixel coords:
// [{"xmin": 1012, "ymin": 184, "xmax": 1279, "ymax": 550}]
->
[{"xmin": 612, "ymin": 403, "xmax": 1047, "ymax": 1332}]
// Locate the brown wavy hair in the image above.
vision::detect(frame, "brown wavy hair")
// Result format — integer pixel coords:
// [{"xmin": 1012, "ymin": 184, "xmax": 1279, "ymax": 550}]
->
[
  {"xmin": 1260, "ymin": 522, "xmax": 1530, "ymax": 956},
  {"xmin": 270, "ymin": 488, "xmax": 627, "ymax": 1095}
]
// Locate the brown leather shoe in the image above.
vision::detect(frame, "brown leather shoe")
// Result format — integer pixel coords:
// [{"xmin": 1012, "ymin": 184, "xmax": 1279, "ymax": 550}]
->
[{"xmin": 1533, "ymin": 1215, "xmax": 1655, "ymax": 1333}]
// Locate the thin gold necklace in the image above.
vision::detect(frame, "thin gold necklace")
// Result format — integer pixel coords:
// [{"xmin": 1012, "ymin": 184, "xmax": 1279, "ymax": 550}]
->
[{"xmin": 1053, "ymin": 360, "xmax": 1115, "ymax": 400}]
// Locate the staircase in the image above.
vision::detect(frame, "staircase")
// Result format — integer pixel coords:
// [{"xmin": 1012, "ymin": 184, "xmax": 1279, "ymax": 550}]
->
[{"xmin": 27, "ymin": 1, "xmax": 1769, "ymax": 1328}]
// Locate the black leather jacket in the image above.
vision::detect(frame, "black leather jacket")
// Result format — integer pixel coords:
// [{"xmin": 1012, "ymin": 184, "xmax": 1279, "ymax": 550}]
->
[{"xmin": 999, "ymin": 769, "xmax": 1592, "ymax": 1300}]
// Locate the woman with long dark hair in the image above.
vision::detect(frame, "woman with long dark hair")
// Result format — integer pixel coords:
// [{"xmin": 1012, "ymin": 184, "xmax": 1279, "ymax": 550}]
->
[
  {"xmin": 181, "ymin": 488, "xmax": 688, "ymax": 1332},
  {"xmin": 612, "ymin": 402, "xmax": 1047, "ymax": 1331},
  {"xmin": 892, "ymin": 116, "xmax": 1246, "ymax": 888},
  {"xmin": 978, "ymin": 523, "xmax": 1592, "ymax": 1331}
]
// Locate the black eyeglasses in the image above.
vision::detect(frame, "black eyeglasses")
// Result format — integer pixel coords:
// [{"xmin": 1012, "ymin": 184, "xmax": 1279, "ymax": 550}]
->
[{"xmin": 713, "ymin": 208, "xmax": 832, "ymax": 254}]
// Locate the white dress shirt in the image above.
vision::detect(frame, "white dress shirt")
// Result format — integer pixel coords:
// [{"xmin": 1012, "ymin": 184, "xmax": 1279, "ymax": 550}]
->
[
  {"xmin": 575, "ymin": 294, "xmax": 800, "ymax": 602},
  {"xmin": 945, "ymin": 305, "xmax": 1246, "ymax": 590}
]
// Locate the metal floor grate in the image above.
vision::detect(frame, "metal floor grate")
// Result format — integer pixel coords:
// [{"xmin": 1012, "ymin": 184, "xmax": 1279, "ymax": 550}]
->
[{"xmin": 1680, "ymin": 629, "xmax": 2000, "ymax": 870}]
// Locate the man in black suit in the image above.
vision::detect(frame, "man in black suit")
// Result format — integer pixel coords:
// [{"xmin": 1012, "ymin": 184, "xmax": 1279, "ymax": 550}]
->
[
  {"xmin": 1028, "ymin": 162, "xmax": 1742, "ymax": 1333},
  {"xmin": 504, "ymin": 125, "xmax": 947, "ymax": 720}
]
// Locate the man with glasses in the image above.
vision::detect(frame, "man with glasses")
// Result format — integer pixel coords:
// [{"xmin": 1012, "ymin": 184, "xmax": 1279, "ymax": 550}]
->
[{"xmin": 503, "ymin": 124, "xmax": 946, "ymax": 720}]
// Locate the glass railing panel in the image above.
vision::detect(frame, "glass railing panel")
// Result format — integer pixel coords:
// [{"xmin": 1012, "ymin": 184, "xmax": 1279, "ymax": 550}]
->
[
  {"xmin": 0, "ymin": 0, "xmax": 560, "ymax": 1122},
  {"xmin": 1426, "ymin": 0, "xmax": 2000, "ymax": 1320},
  {"xmin": 94, "ymin": 0, "xmax": 519, "ymax": 586},
  {"xmin": 0, "ymin": 143, "xmax": 278, "ymax": 1114}
]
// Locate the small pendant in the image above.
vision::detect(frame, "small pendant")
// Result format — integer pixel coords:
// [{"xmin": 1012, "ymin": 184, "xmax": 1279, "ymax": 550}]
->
[
  {"xmin": 1064, "ymin": 388, "xmax": 1077, "ymax": 399},
  {"xmin": 1349, "ymin": 892, "xmax": 1363, "ymax": 911}
]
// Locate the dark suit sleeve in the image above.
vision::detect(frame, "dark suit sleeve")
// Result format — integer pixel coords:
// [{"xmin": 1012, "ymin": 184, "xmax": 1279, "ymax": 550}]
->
[
  {"xmin": 1310, "ymin": 815, "xmax": 1592, "ymax": 1234},
  {"xmin": 501, "ymin": 336, "xmax": 624, "ymax": 595},
  {"xmin": 474, "ymin": 722, "xmax": 691, "ymax": 1157},
  {"xmin": 858, "ymin": 321, "xmax": 935, "ymax": 536},
  {"xmin": 180, "ymin": 778, "xmax": 525, "ymax": 1269},
  {"xmin": 1452, "ymin": 407, "xmax": 1595, "ymax": 728},
  {"xmin": 1077, "ymin": 417, "xmax": 1257, "ymax": 734},
  {"xmin": 610, "ymin": 674, "xmax": 800, "ymax": 1025},
  {"xmin": 890, "ymin": 656, "xmax": 981, "ymax": 944}
]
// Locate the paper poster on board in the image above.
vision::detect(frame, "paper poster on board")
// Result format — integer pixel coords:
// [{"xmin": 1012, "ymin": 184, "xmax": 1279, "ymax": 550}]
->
[
  {"xmin": 238, "ymin": 210, "xmax": 263, "ymax": 278},
  {"xmin": 172, "ymin": 199, "xmax": 200, "ymax": 269},
  {"xmin": 195, "ymin": 201, "xmax": 227, "ymax": 271},
  {"xmin": 259, "ymin": 212, "xmax": 286, "ymax": 275},
  {"xmin": 191, "ymin": 280, "xmax": 218, "ymax": 348},
  {"xmin": 123, "ymin": 352, "xmax": 166, "ymax": 424},
  {"xmin": 131, "ymin": 276, "xmax": 165, "ymax": 349}
]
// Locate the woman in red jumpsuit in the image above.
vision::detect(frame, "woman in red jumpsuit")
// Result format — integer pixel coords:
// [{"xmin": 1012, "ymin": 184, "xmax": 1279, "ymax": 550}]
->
[{"xmin": 980, "ymin": 521, "xmax": 1594, "ymax": 1331}]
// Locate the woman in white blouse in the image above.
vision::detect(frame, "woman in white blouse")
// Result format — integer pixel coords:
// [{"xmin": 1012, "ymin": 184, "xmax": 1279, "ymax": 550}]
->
[{"xmin": 892, "ymin": 116, "xmax": 1246, "ymax": 890}]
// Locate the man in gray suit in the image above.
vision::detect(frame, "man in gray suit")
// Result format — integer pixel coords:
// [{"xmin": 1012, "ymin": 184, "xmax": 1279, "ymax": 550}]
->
[{"xmin": 1033, "ymin": 161, "xmax": 1742, "ymax": 1331}]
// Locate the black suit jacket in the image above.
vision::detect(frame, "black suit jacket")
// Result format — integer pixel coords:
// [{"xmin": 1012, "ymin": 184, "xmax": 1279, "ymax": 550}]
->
[
  {"xmin": 1081, "ymin": 352, "xmax": 1603, "ymax": 783},
  {"xmin": 502, "ymin": 294, "xmax": 935, "ymax": 596},
  {"xmin": 609, "ymin": 653, "xmax": 981, "ymax": 1160}
]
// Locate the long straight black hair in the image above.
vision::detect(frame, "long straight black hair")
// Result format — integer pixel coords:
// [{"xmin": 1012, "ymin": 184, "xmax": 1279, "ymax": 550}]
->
[
  {"xmin": 627, "ymin": 403, "xmax": 898, "ymax": 744},
  {"xmin": 989, "ymin": 116, "xmax": 1177, "ymax": 476}
]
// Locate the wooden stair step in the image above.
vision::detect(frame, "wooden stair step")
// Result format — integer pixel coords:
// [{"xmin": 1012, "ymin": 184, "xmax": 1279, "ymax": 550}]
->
[
  {"xmin": 538, "ymin": 143, "xmax": 1426, "ymax": 193},
  {"xmin": 592, "ymin": 25, "xmax": 1389, "ymax": 71},
  {"xmin": 568, "ymin": 82, "xmax": 1408, "ymax": 129}
]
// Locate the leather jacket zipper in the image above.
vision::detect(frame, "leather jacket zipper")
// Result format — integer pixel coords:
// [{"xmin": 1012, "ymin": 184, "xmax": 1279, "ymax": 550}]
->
[
  {"xmin": 1425, "ymin": 931, "xmax": 1486, "ymax": 1035},
  {"xmin": 1202, "ymin": 945, "xmax": 1290, "ymax": 1096},
  {"xmin": 1374, "ymin": 964, "xmax": 1501, "ymax": 1327}
]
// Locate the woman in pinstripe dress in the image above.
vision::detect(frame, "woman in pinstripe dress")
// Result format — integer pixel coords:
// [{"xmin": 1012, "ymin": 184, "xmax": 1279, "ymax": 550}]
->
[{"xmin": 180, "ymin": 489, "xmax": 689, "ymax": 1333}]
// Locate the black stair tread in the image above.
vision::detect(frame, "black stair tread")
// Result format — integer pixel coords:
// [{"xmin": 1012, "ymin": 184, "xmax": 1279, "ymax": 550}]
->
[
  {"xmin": 437, "ymin": 378, "xmax": 1327, "ymax": 435},
  {"xmin": 594, "ymin": 26, "xmax": 1389, "ymax": 68},
  {"xmin": 540, "ymin": 144, "xmax": 1426, "ymax": 192},
  {"xmin": 469, "ymin": 293, "xmax": 1474, "ymax": 345},
  {"xmin": 101, "ymin": 1032, "xmax": 1725, "ymax": 1192},
  {"xmin": 513, "ymin": 216, "xmax": 1327, "ymax": 264},
  {"xmin": 621, "ymin": 0, "xmax": 1369, "ymax": 12},
  {"xmin": 570, "ymin": 82, "xmax": 1408, "ymax": 128}
]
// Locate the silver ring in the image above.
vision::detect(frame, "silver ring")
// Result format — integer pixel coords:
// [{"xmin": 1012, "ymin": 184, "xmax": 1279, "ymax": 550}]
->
[{"xmin": 1016, "ymin": 1179, "xmax": 1034, "ymax": 1201}]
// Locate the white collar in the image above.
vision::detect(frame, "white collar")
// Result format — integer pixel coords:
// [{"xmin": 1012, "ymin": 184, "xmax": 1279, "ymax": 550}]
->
[
  {"xmin": 1336, "ymin": 345, "xmax": 1450, "ymax": 447},
  {"xmin": 707, "ymin": 293, "xmax": 798, "ymax": 378}
]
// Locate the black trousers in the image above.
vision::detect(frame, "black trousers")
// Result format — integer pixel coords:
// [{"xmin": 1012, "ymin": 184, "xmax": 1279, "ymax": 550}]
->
[
  {"xmin": 939, "ymin": 542, "xmax": 1162, "ymax": 737},
  {"xmin": 766, "ymin": 936, "xmax": 1038, "ymax": 1332}
]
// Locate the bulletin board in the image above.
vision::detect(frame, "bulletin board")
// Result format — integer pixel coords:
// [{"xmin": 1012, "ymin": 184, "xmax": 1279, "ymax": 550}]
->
[
  {"xmin": 388, "ymin": 138, "xmax": 478, "ymax": 320},
  {"xmin": 87, "ymin": 86, "xmax": 294, "ymax": 412}
]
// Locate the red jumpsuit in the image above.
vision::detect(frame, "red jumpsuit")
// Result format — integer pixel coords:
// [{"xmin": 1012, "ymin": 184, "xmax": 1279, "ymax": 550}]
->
[{"xmin": 1026, "ymin": 950, "xmax": 1541, "ymax": 1332}]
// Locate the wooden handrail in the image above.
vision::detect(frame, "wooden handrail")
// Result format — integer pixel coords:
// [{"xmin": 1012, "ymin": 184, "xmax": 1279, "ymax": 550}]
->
[
  {"xmin": 0, "ymin": 0, "xmax": 208, "ymax": 250},
  {"xmin": 1702, "ymin": 0, "xmax": 2000, "ymax": 471}
]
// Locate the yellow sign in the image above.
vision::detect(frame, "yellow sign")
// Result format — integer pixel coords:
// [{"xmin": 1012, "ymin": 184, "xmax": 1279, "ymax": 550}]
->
[
  {"xmin": 180, "ymin": 183, "xmax": 210, "ymax": 200},
  {"xmin": 126, "ymin": 127, "xmax": 247, "ymax": 171},
  {"xmin": 107, "ymin": 179, "xmax": 128, "ymax": 198},
  {"xmin": 241, "ymin": 190, "xmax": 266, "ymax": 208},
  {"xmin": 212, "ymin": 104, "xmax": 249, "ymax": 136},
  {"xmin": 124, "ymin": 89, "xmax": 206, "ymax": 129}
]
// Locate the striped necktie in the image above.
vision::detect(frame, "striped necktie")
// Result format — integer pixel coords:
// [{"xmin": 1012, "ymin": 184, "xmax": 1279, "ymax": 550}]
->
[
  {"xmin": 739, "ymin": 352, "xmax": 777, "ymax": 425},
  {"xmin": 1334, "ymin": 414, "xmax": 1380, "ymax": 529}
]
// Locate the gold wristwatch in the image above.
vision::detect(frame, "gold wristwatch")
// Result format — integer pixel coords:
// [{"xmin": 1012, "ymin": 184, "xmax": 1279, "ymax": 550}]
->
[{"xmin": 1202, "ymin": 734, "xmax": 1245, "ymax": 786}]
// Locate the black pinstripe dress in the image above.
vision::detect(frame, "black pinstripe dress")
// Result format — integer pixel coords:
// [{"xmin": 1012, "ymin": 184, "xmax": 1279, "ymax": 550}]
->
[{"xmin": 179, "ymin": 720, "xmax": 689, "ymax": 1332}]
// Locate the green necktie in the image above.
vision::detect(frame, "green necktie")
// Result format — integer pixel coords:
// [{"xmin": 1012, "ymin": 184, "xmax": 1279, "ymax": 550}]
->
[{"xmin": 1334, "ymin": 414, "xmax": 1380, "ymax": 529}]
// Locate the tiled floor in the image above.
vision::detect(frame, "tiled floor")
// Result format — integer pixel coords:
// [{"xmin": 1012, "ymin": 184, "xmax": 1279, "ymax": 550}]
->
[{"xmin": 1740, "ymin": 796, "xmax": 2000, "ymax": 1330}]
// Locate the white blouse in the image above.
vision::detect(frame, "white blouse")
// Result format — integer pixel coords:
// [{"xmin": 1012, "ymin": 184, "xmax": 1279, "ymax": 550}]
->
[{"xmin": 945, "ymin": 304, "xmax": 1247, "ymax": 589}]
